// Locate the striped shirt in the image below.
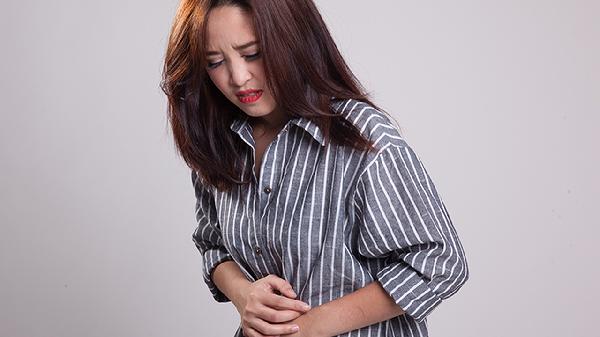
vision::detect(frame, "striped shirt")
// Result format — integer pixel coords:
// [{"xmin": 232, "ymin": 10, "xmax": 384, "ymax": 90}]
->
[{"xmin": 191, "ymin": 98, "xmax": 469, "ymax": 337}]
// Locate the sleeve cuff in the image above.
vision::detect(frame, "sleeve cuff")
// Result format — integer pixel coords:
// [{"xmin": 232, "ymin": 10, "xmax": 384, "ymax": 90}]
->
[
  {"xmin": 375, "ymin": 262, "xmax": 443, "ymax": 323},
  {"xmin": 202, "ymin": 247, "xmax": 234, "ymax": 303}
]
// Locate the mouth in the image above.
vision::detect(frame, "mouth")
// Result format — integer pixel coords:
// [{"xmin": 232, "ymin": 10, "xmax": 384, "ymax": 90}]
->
[{"xmin": 236, "ymin": 89, "xmax": 263, "ymax": 104}]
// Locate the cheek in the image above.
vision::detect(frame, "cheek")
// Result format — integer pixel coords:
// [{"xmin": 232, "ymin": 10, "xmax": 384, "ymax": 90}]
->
[
  {"xmin": 250, "ymin": 63, "xmax": 266, "ymax": 80},
  {"xmin": 207, "ymin": 71, "xmax": 229, "ymax": 94}
]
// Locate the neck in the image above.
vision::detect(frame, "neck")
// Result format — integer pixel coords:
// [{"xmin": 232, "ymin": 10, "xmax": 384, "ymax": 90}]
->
[{"xmin": 250, "ymin": 106, "xmax": 291, "ymax": 132}]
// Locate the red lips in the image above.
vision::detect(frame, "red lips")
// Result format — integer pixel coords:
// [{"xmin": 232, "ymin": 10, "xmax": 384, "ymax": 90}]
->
[
  {"xmin": 236, "ymin": 89, "xmax": 263, "ymax": 104},
  {"xmin": 236, "ymin": 89, "xmax": 262, "ymax": 96}
]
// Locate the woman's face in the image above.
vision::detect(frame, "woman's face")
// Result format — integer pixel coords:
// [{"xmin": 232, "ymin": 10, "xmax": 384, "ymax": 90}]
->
[{"xmin": 204, "ymin": 5, "xmax": 278, "ymax": 119}]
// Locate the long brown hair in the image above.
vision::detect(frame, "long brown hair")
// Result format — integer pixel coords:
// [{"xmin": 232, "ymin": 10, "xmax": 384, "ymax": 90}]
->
[{"xmin": 160, "ymin": 0, "xmax": 393, "ymax": 192}]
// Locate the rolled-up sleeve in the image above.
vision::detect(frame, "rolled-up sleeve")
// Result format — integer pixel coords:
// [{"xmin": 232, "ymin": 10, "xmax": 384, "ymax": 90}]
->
[
  {"xmin": 190, "ymin": 170, "xmax": 234, "ymax": 303},
  {"xmin": 352, "ymin": 144, "xmax": 469, "ymax": 322}
]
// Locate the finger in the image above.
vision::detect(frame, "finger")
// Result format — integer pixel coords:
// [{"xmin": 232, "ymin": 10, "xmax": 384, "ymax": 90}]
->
[
  {"xmin": 256, "ymin": 303, "xmax": 304, "ymax": 323},
  {"xmin": 252, "ymin": 318, "xmax": 300, "ymax": 336},
  {"xmin": 263, "ymin": 292, "xmax": 311, "ymax": 312},
  {"xmin": 244, "ymin": 326, "xmax": 280, "ymax": 337},
  {"xmin": 265, "ymin": 277, "xmax": 297, "ymax": 299}
]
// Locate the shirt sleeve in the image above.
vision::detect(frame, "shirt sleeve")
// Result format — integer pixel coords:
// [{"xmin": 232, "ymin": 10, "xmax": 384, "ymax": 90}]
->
[
  {"xmin": 352, "ymin": 144, "xmax": 469, "ymax": 323},
  {"xmin": 190, "ymin": 169, "xmax": 234, "ymax": 303}
]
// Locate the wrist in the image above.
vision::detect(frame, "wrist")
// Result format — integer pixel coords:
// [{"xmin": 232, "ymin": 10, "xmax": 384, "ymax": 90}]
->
[
  {"xmin": 231, "ymin": 279, "xmax": 252, "ymax": 311},
  {"xmin": 299, "ymin": 306, "xmax": 326, "ymax": 337}
]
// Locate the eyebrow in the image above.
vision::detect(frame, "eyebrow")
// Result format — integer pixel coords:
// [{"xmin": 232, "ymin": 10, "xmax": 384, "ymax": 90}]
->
[{"xmin": 206, "ymin": 40, "xmax": 258, "ymax": 56}]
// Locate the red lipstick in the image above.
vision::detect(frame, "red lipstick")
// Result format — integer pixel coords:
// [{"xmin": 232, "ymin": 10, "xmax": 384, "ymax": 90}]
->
[{"xmin": 236, "ymin": 89, "xmax": 263, "ymax": 104}]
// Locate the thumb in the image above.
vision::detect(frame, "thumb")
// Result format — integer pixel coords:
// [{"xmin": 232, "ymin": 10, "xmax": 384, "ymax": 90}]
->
[{"xmin": 268, "ymin": 275, "xmax": 297, "ymax": 298}]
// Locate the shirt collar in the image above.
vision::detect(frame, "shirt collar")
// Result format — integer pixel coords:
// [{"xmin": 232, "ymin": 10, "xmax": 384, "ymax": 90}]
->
[
  {"xmin": 230, "ymin": 114, "xmax": 326, "ymax": 147},
  {"xmin": 289, "ymin": 116, "xmax": 326, "ymax": 146},
  {"xmin": 229, "ymin": 98, "xmax": 347, "ymax": 147}
]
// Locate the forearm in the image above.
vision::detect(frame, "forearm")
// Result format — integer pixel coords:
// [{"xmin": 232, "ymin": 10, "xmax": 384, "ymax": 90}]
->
[
  {"xmin": 303, "ymin": 281, "xmax": 405, "ymax": 337},
  {"xmin": 211, "ymin": 260, "xmax": 251, "ymax": 309}
]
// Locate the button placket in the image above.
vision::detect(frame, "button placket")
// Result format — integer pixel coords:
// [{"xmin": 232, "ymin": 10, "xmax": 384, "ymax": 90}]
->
[{"xmin": 254, "ymin": 122, "xmax": 291, "ymax": 268}]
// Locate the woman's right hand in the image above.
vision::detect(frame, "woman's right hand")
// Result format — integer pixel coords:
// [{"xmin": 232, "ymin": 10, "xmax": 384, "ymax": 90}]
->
[{"xmin": 235, "ymin": 274, "xmax": 312, "ymax": 337}]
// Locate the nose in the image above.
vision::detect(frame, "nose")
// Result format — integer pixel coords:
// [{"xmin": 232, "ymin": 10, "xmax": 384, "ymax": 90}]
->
[{"xmin": 229, "ymin": 58, "xmax": 252, "ymax": 87}]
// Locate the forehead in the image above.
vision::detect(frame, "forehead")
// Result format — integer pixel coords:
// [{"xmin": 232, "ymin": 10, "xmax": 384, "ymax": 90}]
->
[{"xmin": 205, "ymin": 5, "xmax": 256, "ymax": 51}]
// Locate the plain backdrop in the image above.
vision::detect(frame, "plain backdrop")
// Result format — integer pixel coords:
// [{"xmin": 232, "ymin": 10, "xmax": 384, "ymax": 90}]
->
[{"xmin": 1, "ymin": 1, "xmax": 598, "ymax": 336}]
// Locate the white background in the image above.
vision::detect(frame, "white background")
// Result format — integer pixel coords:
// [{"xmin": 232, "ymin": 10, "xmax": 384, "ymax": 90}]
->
[{"xmin": 1, "ymin": 1, "xmax": 598, "ymax": 336}]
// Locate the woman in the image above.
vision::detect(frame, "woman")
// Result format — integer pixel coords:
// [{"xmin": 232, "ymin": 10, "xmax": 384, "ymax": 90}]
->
[{"xmin": 160, "ymin": 0, "xmax": 469, "ymax": 336}]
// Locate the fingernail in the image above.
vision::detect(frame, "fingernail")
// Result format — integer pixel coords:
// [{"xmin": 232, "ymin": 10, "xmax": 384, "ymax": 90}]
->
[
  {"xmin": 303, "ymin": 304, "xmax": 311, "ymax": 310},
  {"xmin": 292, "ymin": 325, "xmax": 299, "ymax": 332}
]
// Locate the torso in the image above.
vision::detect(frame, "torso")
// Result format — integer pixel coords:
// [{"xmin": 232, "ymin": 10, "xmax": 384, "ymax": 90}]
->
[{"xmin": 213, "ymin": 98, "xmax": 463, "ymax": 336}]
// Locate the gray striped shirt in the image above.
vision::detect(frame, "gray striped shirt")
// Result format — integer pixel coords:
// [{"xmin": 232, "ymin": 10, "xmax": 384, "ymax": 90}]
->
[{"xmin": 191, "ymin": 98, "xmax": 469, "ymax": 337}]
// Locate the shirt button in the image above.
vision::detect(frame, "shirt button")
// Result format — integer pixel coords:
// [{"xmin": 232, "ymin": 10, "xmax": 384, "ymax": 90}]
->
[
  {"xmin": 263, "ymin": 186, "xmax": 272, "ymax": 194},
  {"xmin": 254, "ymin": 246, "xmax": 262, "ymax": 255}
]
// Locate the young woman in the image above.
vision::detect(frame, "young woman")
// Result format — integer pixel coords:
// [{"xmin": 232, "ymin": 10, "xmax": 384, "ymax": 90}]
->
[{"xmin": 161, "ymin": 1, "xmax": 469, "ymax": 336}]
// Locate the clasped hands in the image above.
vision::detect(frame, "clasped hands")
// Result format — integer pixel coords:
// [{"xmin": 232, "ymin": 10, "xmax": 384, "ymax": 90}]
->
[{"xmin": 234, "ymin": 274, "xmax": 320, "ymax": 337}]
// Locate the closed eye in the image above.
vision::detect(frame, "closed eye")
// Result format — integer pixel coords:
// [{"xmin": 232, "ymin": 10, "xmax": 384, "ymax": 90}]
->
[
  {"xmin": 206, "ymin": 51, "xmax": 262, "ymax": 70},
  {"xmin": 244, "ymin": 51, "xmax": 261, "ymax": 60},
  {"xmin": 206, "ymin": 60, "xmax": 223, "ymax": 69}
]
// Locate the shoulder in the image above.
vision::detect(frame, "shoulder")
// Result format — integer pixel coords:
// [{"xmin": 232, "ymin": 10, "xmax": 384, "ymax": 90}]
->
[
  {"xmin": 331, "ymin": 97, "xmax": 408, "ymax": 151},
  {"xmin": 330, "ymin": 98, "xmax": 428, "ymax": 187}
]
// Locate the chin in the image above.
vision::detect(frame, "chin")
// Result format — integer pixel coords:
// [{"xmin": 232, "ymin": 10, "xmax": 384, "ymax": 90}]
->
[
  {"xmin": 242, "ymin": 109, "xmax": 272, "ymax": 118},
  {"xmin": 238, "ymin": 103, "xmax": 276, "ymax": 117}
]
